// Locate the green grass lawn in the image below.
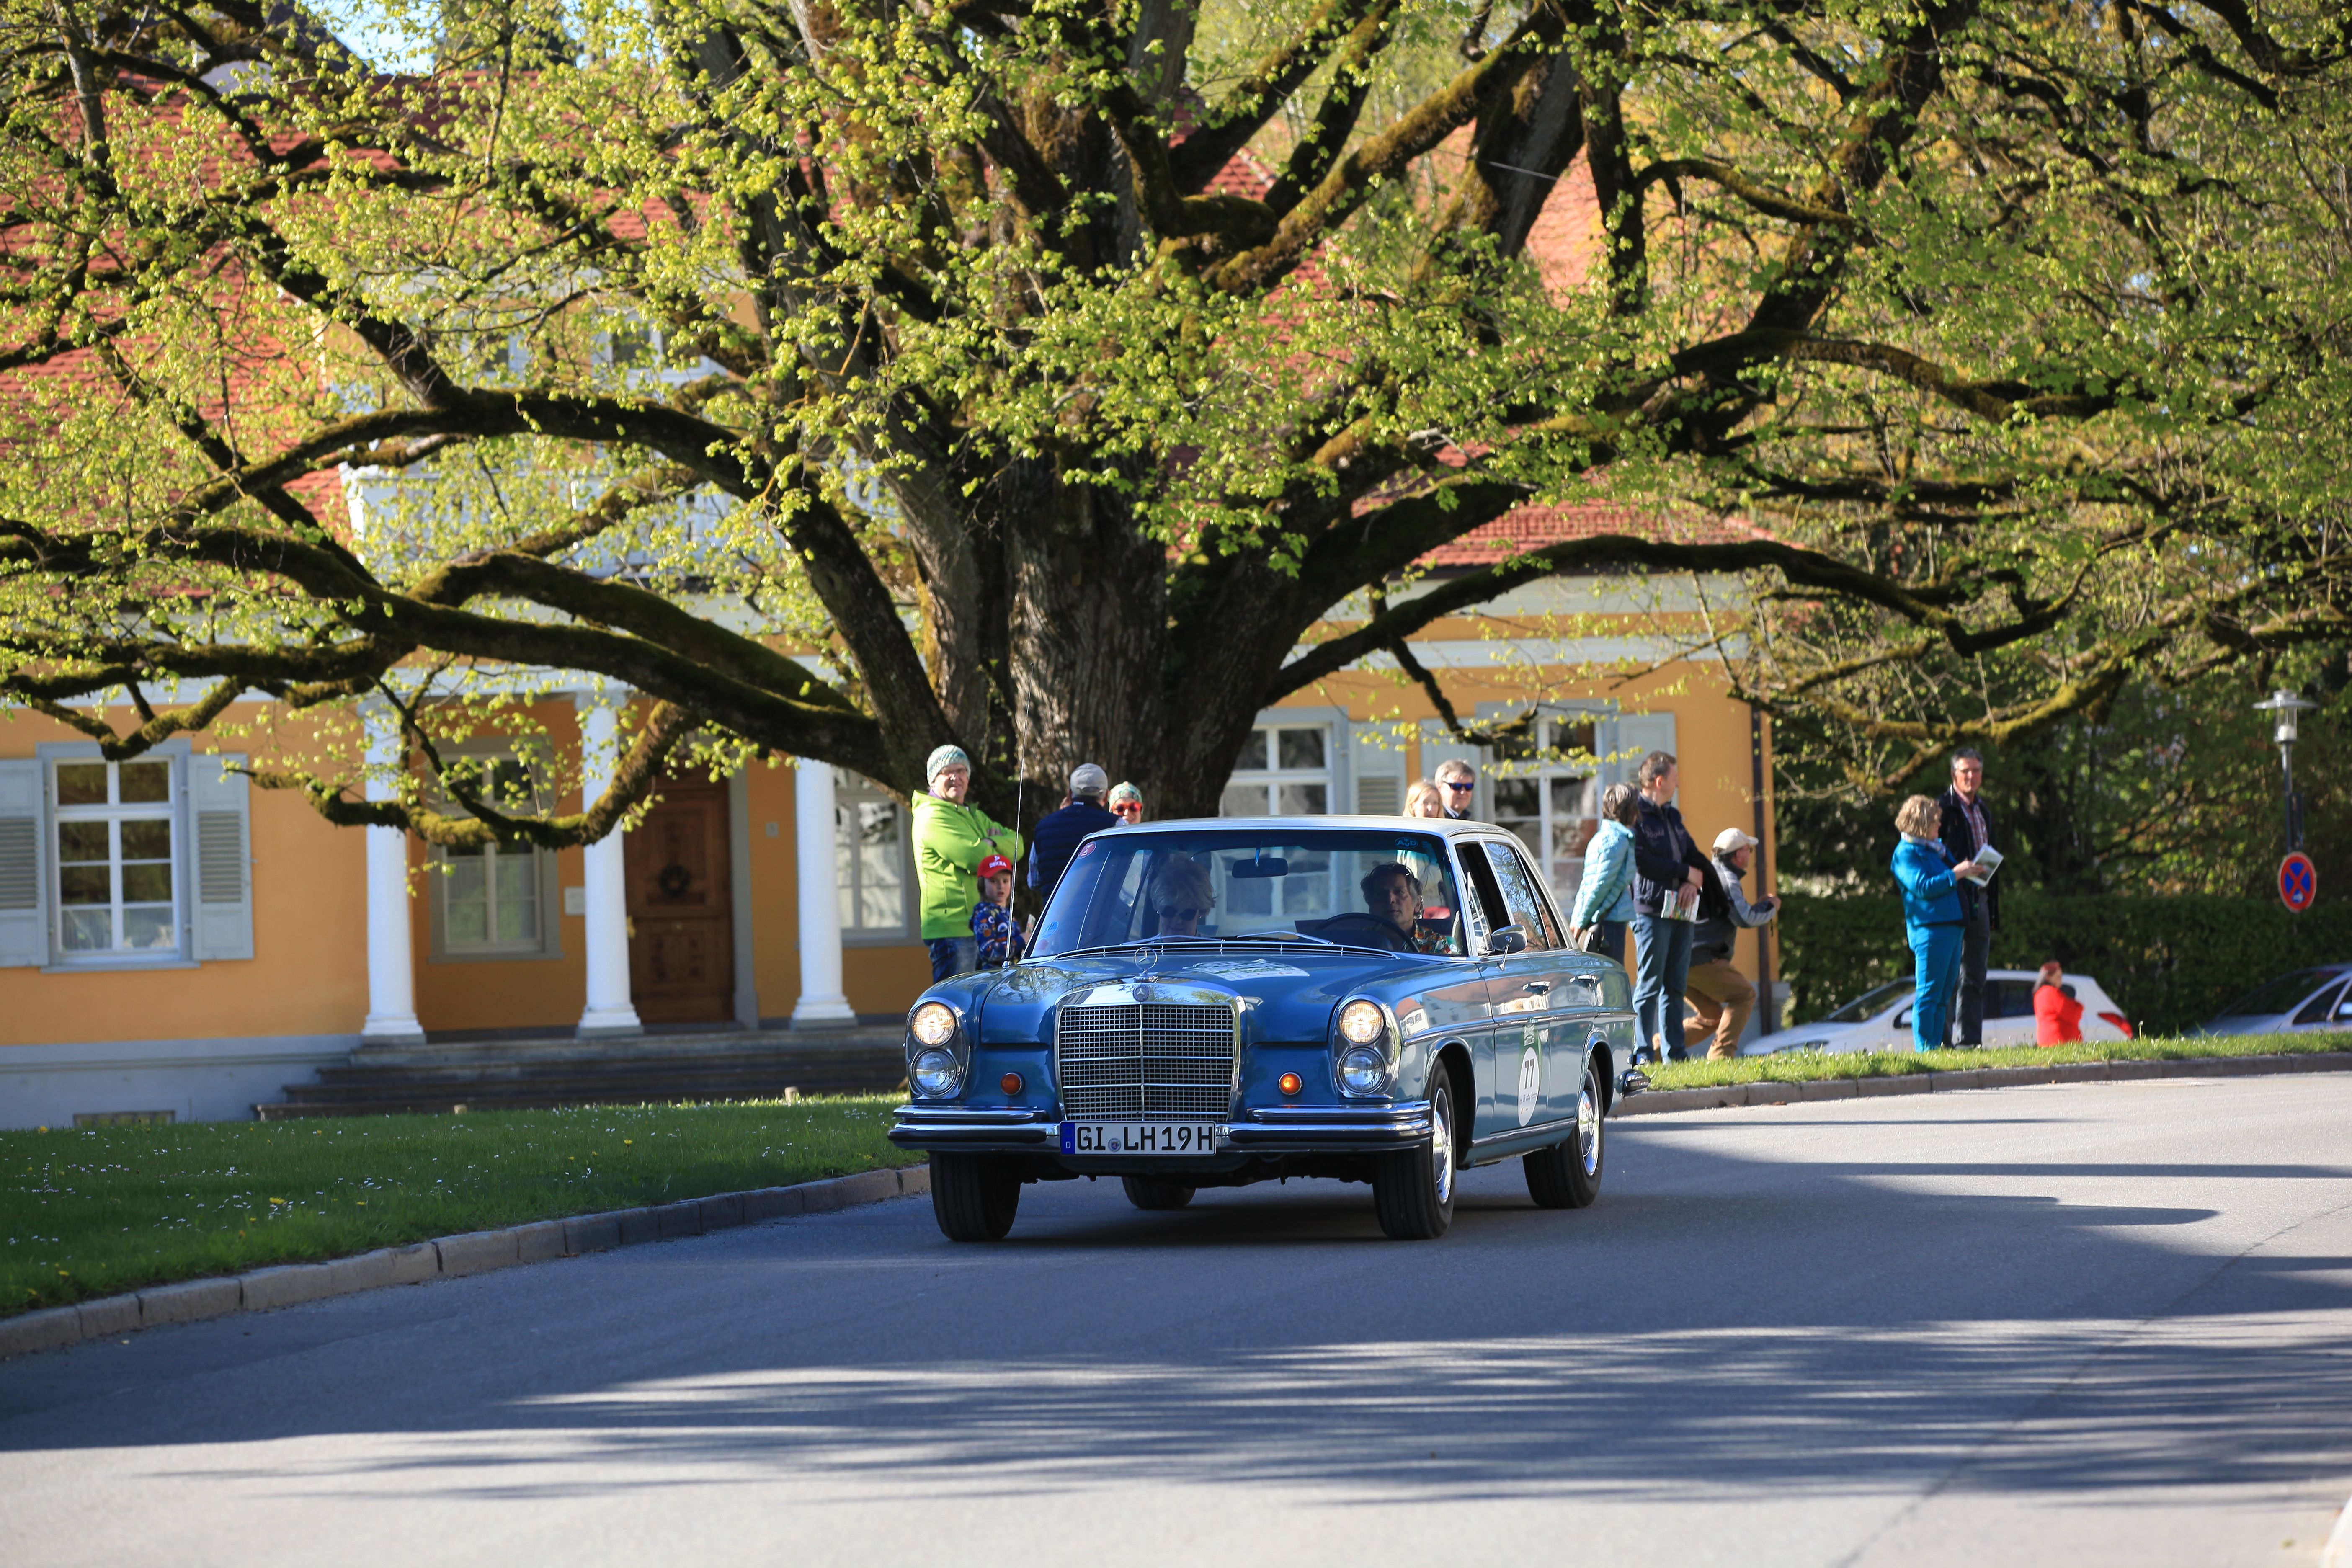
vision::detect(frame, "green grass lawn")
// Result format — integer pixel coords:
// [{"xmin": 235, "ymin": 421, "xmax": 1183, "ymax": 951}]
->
[
  {"xmin": 1641, "ymin": 1030, "xmax": 2352, "ymax": 1091},
  {"xmin": 1, "ymin": 1096, "xmax": 918, "ymax": 1318}
]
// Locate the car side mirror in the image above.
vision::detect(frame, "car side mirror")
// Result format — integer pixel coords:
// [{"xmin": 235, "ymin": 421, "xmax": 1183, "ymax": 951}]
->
[
  {"xmin": 1487, "ymin": 925, "xmax": 1527, "ymax": 956},
  {"xmin": 1891, "ymin": 1007, "xmax": 1912, "ymax": 1029}
]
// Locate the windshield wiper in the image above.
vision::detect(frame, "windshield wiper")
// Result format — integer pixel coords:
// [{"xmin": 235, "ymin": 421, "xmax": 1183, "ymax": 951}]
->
[{"xmin": 1036, "ymin": 932, "xmax": 1365, "ymax": 961}]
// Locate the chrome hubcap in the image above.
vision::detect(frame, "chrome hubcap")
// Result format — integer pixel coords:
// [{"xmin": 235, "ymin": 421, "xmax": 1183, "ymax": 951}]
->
[
  {"xmin": 1431, "ymin": 1086, "xmax": 1455, "ymax": 1205},
  {"xmin": 1578, "ymin": 1069, "xmax": 1602, "ymax": 1176}
]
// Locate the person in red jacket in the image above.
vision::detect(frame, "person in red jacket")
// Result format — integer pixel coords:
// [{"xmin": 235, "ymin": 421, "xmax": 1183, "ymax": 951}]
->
[{"xmin": 2033, "ymin": 960, "xmax": 2084, "ymax": 1045}]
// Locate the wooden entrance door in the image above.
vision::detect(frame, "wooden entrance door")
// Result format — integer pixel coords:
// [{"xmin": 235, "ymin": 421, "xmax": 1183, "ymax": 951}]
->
[{"xmin": 624, "ymin": 779, "xmax": 735, "ymax": 1026}]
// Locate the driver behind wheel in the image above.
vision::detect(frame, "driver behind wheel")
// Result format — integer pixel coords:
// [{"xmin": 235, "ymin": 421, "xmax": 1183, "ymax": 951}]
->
[
  {"xmin": 1150, "ymin": 855, "xmax": 1216, "ymax": 937},
  {"xmin": 1359, "ymin": 863, "xmax": 1457, "ymax": 955}
]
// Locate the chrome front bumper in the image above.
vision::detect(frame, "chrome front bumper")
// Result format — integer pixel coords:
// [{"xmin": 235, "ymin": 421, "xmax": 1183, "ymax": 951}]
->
[
  {"xmin": 887, "ymin": 1100, "xmax": 1434, "ymax": 1157},
  {"xmin": 1220, "ymin": 1100, "xmax": 1433, "ymax": 1152},
  {"xmin": 888, "ymin": 1106, "xmax": 1061, "ymax": 1151}
]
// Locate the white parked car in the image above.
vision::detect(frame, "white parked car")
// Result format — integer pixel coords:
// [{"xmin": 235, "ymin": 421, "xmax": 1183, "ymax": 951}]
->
[
  {"xmin": 1744, "ymin": 969, "xmax": 2133, "ymax": 1055},
  {"xmin": 2195, "ymin": 965, "xmax": 2352, "ymax": 1037}
]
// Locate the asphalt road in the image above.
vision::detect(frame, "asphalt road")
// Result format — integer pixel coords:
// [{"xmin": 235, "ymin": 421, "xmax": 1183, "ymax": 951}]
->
[{"xmin": 5, "ymin": 1075, "xmax": 2352, "ymax": 1568}]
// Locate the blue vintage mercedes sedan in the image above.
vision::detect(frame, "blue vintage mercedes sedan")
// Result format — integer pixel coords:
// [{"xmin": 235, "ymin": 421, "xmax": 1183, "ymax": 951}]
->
[{"xmin": 888, "ymin": 818, "xmax": 1635, "ymax": 1241}]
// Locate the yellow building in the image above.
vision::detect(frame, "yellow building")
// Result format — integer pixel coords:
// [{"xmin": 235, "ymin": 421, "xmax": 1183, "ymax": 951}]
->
[{"xmin": 0, "ymin": 570, "xmax": 1779, "ymax": 1127}]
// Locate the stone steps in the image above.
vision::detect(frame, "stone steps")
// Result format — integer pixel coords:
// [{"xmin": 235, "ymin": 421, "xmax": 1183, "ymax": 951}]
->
[{"xmin": 253, "ymin": 1026, "xmax": 909, "ymax": 1121}]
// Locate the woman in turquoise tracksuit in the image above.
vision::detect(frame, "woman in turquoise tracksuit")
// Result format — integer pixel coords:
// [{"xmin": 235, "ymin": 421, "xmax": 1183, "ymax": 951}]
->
[
  {"xmin": 1890, "ymin": 794, "xmax": 1982, "ymax": 1052},
  {"xmin": 1568, "ymin": 782, "xmax": 1641, "ymax": 965}
]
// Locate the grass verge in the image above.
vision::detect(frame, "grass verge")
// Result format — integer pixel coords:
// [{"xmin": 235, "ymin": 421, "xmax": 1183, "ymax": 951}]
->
[
  {"xmin": 1642, "ymin": 1030, "xmax": 2352, "ymax": 1091},
  {"xmin": 2, "ymin": 1096, "xmax": 916, "ymax": 1318}
]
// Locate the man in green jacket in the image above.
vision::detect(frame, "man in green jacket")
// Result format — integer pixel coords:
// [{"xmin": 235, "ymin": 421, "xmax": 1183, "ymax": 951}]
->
[{"xmin": 913, "ymin": 745, "xmax": 1025, "ymax": 981}]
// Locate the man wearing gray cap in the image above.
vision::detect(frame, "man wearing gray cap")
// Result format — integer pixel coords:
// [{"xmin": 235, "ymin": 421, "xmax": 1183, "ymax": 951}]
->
[
  {"xmin": 1026, "ymin": 763, "xmax": 1120, "ymax": 906},
  {"xmin": 1682, "ymin": 826, "xmax": 1782, "ymax": 1060}
]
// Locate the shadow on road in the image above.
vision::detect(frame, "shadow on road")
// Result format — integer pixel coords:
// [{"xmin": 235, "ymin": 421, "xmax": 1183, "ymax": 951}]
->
[{"xmin": 5, "ymin": 1094, "xmax": 2352, "ymax": 1515}]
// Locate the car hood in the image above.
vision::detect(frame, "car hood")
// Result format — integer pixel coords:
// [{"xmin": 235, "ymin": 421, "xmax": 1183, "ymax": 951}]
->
[
  {"xmin": 944, "ymin": 945, "xmax": 1442, "ymax": 1047},
  {"xmin": 1757, "ymin": 1020, "xmax": 1868, "ymax": 1050},
  {"xmin": 2192, "ymin": 1014, "xmax": 2280, "ymax": 1037}
]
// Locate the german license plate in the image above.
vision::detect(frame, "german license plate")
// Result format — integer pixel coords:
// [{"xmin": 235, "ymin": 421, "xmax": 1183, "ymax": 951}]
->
[{"xmin": 1060, "ymin": 1121, "xmax": 1225, "ymax": 1155}]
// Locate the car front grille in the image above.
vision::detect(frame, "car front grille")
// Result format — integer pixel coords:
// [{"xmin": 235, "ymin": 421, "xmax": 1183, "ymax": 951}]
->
[{"xmin": 1056, "ymin": 1002, "xmax": 1237, "ymax": 1121}]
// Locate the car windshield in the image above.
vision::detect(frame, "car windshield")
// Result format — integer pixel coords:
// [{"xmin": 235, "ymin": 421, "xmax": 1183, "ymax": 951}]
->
[
  {"xmin": 1821, "ymin": 978, "xmax": 1916, "ymax": 1024},
  {"xmin": 2214, "ymin": 967, "xmax": 2345, "ymax": 1017},
  {"xmin": 1031, "ymin": 827, "xmax": 1466, "ymax": 959}
]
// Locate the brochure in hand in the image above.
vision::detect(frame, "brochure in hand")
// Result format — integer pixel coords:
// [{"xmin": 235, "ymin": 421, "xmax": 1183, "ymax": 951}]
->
[
  {"xmin": 1959, "ymin": 844, "xmax": 2004, "ymax": 885},
  {"xmin": 1661, "ymin": 885, "xmax": 1703, "ymax": 922}
]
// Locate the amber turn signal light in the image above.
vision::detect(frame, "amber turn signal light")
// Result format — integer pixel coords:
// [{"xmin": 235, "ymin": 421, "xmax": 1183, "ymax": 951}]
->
[
  {"xmin": 1000, "ymin": 1072, "xmax": 1024, "ymax": 1095},
  {"xmin": 1278, "ymin": 1071, "xmax": 1303, "ymax": 1096}
]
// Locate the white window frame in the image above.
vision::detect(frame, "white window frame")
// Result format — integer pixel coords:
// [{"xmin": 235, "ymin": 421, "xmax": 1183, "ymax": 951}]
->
[
  {"xmin": 836, "ymin": 769, "xmax": 918, "ymax": 946},
  {"xmin": 1486, "ymin": 707, "xmax": 1611, "ymax": 918},
  {"xmin": 1222, "ymin": 715, "xmax": 1341, "ymax": 818},
  {"xmin": 35, "ymin": 738, "xmax": 196, "ymax": 971},
  {"xmin": 425, "ymin": 750, "xmax": 563, "ymax": 964}
]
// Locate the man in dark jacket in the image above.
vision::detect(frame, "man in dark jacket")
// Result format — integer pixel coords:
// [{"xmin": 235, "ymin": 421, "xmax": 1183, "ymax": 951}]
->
[
  {"xmin": 1628, "ymin": 750, "xmax": 1712, "ymax": 1063},
  {"xmin": 1027, "ymin": 763, "xmax": 1120, "ymax": 905},
  {"xmin": 1435, "ymin": 758, "xmax": 1480, "ymax": 820},
  {"xmin": 1935, "ymin": 748, "xmax": 2001, "ymax": 1046}
]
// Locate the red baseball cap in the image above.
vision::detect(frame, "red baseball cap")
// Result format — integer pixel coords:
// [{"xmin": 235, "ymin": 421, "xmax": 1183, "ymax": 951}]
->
[{"xmin": 977, "ymin": 854, "xmax": 1014, "ymax": 879}]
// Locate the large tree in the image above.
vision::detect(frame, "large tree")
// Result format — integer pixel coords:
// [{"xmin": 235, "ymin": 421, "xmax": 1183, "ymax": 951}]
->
[{"xmin": 1, "ymin": 0, "xmax": 2347, "ymax": 840}]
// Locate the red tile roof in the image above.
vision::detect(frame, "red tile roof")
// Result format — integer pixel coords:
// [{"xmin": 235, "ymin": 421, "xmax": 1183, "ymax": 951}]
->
[{"xmin": 1420, "ymin": 497, "xmax": 1763, "ymax": 569}]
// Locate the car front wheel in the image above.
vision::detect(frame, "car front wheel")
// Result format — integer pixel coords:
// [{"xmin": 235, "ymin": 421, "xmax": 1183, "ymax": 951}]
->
[
  {"xmin": 1524, "ymin": 1057, "xmax": 1604, "ymax": 1209},
  {"xmin": 1373, "ymin": 1071, "xmax": 1457, "ymax": 1239},
  {"xmin": 931, "ymin": 1153, "xmax": 1021, "ymax": 1241}
]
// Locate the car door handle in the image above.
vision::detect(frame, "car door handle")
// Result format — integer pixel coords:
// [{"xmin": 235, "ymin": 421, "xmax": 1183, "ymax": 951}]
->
[{"xmin": 1523, "ymin": 980, "xmax": 1553, "ymax": 995}]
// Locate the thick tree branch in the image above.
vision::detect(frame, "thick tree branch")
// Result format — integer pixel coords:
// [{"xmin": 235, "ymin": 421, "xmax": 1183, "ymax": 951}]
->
[{"xmin": 1166, "ymin": 0, "xmax": 1387, "ymax": 194}]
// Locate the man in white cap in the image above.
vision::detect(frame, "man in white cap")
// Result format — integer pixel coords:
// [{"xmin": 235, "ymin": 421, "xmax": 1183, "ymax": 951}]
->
[
  {"xmin": 913, "ymin": 745, "xmax": 1023, "ymax": 981},
  {"xmin": 1682, "ymin": 826, "xmax": 1782, "ymax": 1060},
  {"xmin": 1026, "ymin": 763, "xmax": 1119, "ymax": 905}
]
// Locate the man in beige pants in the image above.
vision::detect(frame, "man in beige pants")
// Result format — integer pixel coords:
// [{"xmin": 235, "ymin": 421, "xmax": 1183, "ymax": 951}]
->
[{"xmin": 1683, "ymin": 828, "xmax": 1781, "ymax": 1060}]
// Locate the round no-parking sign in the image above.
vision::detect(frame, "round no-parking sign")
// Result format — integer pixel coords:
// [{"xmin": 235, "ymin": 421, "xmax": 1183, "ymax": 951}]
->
[{"xmin": 2279, "ymin": 852, "xmax": 2317, "ymax": 913}]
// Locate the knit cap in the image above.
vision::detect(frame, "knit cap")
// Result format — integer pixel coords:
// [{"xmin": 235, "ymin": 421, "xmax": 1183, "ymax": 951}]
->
[{"xmin": 925, "ymin": 744, "xmax": 971, "ymax": 786}]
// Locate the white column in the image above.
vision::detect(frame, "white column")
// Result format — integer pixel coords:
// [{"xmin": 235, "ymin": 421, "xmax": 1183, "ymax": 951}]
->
[
  {"xmin": 790, "ymin": 759, "xmax": 857, "ymax": 1029},
  {"xmin": 359, "ymin": 703, "xmax": 425, "ymax": 1044},
  {"xmin": 575, "ymin": 697, "xmax": 644, "ymax": 1039}
]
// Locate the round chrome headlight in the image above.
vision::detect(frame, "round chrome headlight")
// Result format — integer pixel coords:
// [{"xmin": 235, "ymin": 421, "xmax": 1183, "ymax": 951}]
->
[
  {"xmin": 1339, "ymin": 1046, "xmax": 1390, "ymax": 1096},
  {"xmin": 910, "ymin": 1002, "xmax": 957, "ymax": 1047},
  {"xmin": 1338, "ymin": 1000, "xmax": 1387, "ymax": 1044},
  {"xmin": 911, "ymin": 1047, "xmax": 962, "ymax": 1098}
]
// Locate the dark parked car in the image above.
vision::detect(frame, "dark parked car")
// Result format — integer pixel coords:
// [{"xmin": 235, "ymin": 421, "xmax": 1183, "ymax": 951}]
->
[{"xmin": 889, "ymin": 818, "xmax": 1634, "ymax": 1241}]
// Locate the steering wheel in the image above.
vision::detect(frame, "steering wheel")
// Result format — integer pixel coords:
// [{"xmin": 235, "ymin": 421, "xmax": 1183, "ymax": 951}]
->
[{"xmin": 1314, "ymin": 911, "xmax": 1418, "ymax": 952}]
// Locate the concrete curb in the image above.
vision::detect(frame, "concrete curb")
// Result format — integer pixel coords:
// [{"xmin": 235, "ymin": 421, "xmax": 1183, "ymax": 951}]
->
[
  {"xmin": 1617, "ymin": 1050, "xmax": 2352, "ymax": 1118},
  {"xmin": 0, "ymin": 1163, "xmax": 929, "ymax": 1362},
  {"xmin": 2322, "ymin": 1485, "xmax": 2351, "ymax": 1568}
]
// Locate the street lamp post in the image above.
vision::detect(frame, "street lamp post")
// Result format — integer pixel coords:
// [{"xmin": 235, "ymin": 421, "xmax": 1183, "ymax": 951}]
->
[{"xmin": 2252, "ymin": 689, "xmax": 2317, "ymax": 855}]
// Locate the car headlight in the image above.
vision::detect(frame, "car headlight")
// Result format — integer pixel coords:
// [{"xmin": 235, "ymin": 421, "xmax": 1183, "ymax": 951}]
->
[
  {"xmin": 910, "ymin": 1002, "xmax": 957, "ymax": 1047},
  {"xmin": 1338, "ymin": 1000, "xmax": 1386, "ymax": 1045},
  {"xmin": 1338, "ymin": 1045, "xmax": 1390, "ymax": 1095},
  {"xmin": 910, "ymin": 1047, "xmax": 962, "ymax": 1098}
]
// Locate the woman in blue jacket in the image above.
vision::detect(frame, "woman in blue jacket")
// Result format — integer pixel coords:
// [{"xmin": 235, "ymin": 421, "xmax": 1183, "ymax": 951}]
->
[
  {"xmin": 1890, "ymin": 794, "xmax": 1983, "ymax": 1052},
  {"xmin": 1568, "ymin": 782, "xmax": 1641, "ymax": 965}
]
